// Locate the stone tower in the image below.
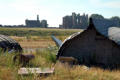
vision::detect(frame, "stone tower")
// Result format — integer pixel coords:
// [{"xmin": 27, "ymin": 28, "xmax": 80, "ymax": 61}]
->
[{"xmin": 37, "ymin": 15, "xmax": 39, "ymax": 21}]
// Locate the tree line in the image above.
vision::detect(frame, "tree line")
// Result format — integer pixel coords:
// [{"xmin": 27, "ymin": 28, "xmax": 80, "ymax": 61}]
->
[{"xmin": 91, "ymin": 14, "xmax": 120, "ymax": 22}]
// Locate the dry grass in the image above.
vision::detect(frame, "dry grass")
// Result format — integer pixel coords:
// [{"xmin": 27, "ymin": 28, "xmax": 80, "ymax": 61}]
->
[
  {"xmin": 1, "ymin": 36, "xmax": 120, "ymax": 80},
  {"xmin": 19, "ymin": 41, "xmax": 54, "ymax": 48},
  {"xmin": 1, "ymin": 43, "xmax": 120, "ymax": 80},
  {"xmin": 43, "ymin": 63, "xmax": 120, "ymax": 80},
  {"xmin": 10, "ymin": 36, "xmax": 67, "ymax": 48}
]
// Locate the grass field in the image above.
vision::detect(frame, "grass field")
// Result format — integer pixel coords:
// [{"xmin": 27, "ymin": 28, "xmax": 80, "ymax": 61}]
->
[
  {"xmin": 10, "ymin": 36, "xmax": 68, "ymax": 48},
  {"xmin": 1, "ymin": 48, "xmax": 120, "ymax": 80},
  {"xmin": 0, "ymin": 27, "xmax": 83, "ymax": 36},
  {"xmin": 0, "ymin": 28, "xmax": 120, "ymax": 80}
]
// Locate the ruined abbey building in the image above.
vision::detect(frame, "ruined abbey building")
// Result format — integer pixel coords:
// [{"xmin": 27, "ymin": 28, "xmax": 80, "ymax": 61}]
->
[
  {"xmin": 60, "ymin": 12, "xmax": 120, "ymax": 29},
  {"xmin": 60, "ymin": 12, "xmax": 89, "ymax": 29},
  {"xmin": 25, "ymin": 15, "xmax": 48, "ymax": 28}
]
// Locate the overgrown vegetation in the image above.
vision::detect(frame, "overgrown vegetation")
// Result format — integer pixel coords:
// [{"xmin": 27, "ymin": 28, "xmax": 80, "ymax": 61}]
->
[
  {"xmin": 1, "ymin": 28, "xmax": 120, "ymax": 80},
  {"xmin": 0, "ymin": 28, "xmax": 83, "ymax": 36},
  {"xmin": 0, "ymin": 46, "xmax": 57, "ymax": 80},
  {"xmin": 1, "ymin": 48, "xmax": 120, "ymax": 80}
]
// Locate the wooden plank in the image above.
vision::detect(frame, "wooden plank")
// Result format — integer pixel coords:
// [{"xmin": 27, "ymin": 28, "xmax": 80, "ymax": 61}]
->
[
  {"xmin": 18, "ymin": 67, "xmax": 54, "ymax": 75},
  {"xmin": 58, "ymin": 56, "xmax": 78, "ymax": 65},
  {"xmin": 59, "ymin": 56, "xmax": 77, "ymax": 62}
]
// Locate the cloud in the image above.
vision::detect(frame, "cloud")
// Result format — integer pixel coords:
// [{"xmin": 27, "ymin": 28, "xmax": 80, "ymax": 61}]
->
[
  {"xmin": 10, "ymin": 0, "xmax": 38, "ymax": 12},
  {"xmin": 88, "ymin": 0, "xmax": 120, "ymax": 8},
  {"xmin": 103, "ymin": 1, "xmax": 120, "ymax": 8}
]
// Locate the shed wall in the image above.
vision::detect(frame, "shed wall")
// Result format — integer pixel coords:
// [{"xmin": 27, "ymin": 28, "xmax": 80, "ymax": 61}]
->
[{"xmin": 60, "ymin": 28, "xmax": 120, "ymax": 66}]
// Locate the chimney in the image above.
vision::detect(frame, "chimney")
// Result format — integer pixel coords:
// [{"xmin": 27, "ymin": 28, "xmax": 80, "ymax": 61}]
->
[{"xmin": 37, "ymin": 15, "xmax": 39, "ymax": 21}]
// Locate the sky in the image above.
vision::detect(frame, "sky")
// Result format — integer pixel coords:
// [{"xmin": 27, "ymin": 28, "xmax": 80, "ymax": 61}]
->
[{"xmin": 0, "ymin": 0, "xmax": 120, "ymax": 27}]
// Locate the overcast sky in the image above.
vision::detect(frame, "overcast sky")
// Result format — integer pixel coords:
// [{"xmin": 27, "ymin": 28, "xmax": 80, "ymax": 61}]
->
[{"xmin": 0, "ymin": 0, "xmax": 120, "ymax": 27}]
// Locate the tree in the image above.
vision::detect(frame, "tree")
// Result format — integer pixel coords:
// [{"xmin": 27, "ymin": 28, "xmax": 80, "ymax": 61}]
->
[
  {"xmin": 90, "ymin": 14, "xmax": 104, "ymax": 19},
  {"xmin": 110, "ymin": 16, "xmax": 120, "ymax": 21},
  {"xmin": 110, "ymin": 16, "xmax": 120, "ymax": 26}
]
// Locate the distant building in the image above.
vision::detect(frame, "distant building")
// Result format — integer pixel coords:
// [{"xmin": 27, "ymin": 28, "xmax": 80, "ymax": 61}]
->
[
  {"xmin": 60, "ymin": 12, "xmax": 89, "ymax": 29},
  {"xmin": 62, "ymin": 15, "xmax": 72, "ymax": 28},
  {"xmin": 60, "ymin": 12, "xmax": 120, "ymax": 29},
  {"xmin": 25, "ymin": 15, "xmax": 48, "ymax": 28},
  {"xmin": 41, "ymin": 20, "xmax": 48, "ymax": 28}
]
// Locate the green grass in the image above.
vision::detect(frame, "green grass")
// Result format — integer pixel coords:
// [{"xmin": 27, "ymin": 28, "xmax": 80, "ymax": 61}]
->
[
  {"xmin": 0, "ymin": 28, "xmax": 83, "ymax": 36},
  {"xmin": 0, "ymin": 46, "xmax": 57, "ymax": 80}
]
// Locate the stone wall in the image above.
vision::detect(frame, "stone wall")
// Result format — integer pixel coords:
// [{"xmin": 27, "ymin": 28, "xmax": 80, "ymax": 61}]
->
[
  {"xmin": 60, "ymin": 12, "xmax": 89, "ymax": 29},
  {"xmin": 60, "ymin": 13, "xmax": 120, "ymax": 29}
]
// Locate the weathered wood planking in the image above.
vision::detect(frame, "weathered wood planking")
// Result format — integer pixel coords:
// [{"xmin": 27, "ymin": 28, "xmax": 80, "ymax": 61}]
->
[{"xmin": 18, "ymin": 67, "xmax": 54, "ymax": 75}]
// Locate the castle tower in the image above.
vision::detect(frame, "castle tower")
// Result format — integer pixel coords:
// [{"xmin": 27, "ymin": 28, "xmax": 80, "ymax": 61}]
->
[
  {"xmin": 72, "ymin": 12, "xmax": 77, "ymax": 28},
  {"xmin": 37, "ymin": 15, "xmax": 39, "ymax": 21}
]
